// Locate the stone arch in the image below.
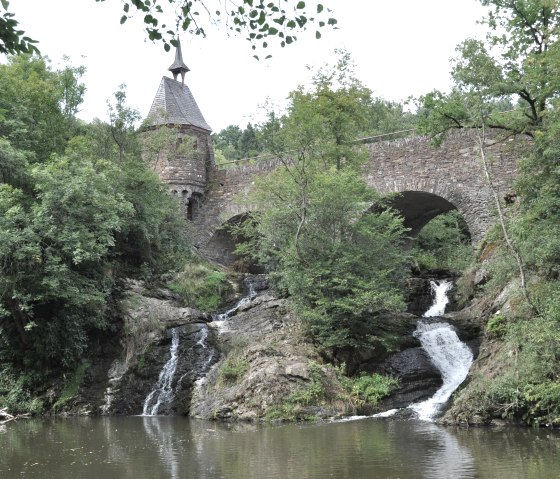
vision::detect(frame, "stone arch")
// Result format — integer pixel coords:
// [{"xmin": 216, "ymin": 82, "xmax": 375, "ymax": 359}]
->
[
  {"xmin": 205, "ymin": 212, "xmax": 258, "ymax": 270},
  {"xmin": 387, "ymin": 191, "xmax": 471, "ymax": 240},
  {"xmin": 364, "ymin": 173, "xmax": 492, "ymax": 243}
]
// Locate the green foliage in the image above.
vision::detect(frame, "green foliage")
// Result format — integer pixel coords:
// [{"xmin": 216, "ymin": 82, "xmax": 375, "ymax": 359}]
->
[
  {"xmin": 345, "ymin": 373, "xmax": 399, "ymax": 405},
  {"xmin": 170, "ymin": 258, "xmax": 232, "ymax": 311},
  {"xmin": 0, "ymin": 58, "xmax": 187, "ymax": 373},
  {"xmin": 0, "ymin": 366, "xmax": 43, "ymax": 415},
  {"xmin": 0, "ymin": 55, "xmax": 74, "ymax": 162},
  {"xmin": 411, "ymin": 210, "xmax": 474, "ymax": 272},
  {"xmin": 99, "ymin": 0, "xmax": 337, "ymax": 57},
  {"xmin": 212, "ymin": 123, "xmax": 264, "ymax": 163},
  {"xmin": 288, "ymin": 362, "xmax": 325, "ymax": 406},
  {"xmin": 457, "ymin": 274, "xmax": 560, "ymax": 426},
  {"xmin": 266, "ymin": 362, "xmax": 328, "ymax": 422},
  {"xmin": 512, "ymin": 104, "xmax": 560, "ymax": 280},
  {"xmin": 0, "ymin": 1, "xmax": 39, "ymax": 55},
  {"xmin": 485, "ymin": 314, "xmax": 507, "ymax": 339},
  {"xmin": 418, "ymin": 1, "xmax": 560, "ymax": 139},
  {"xmin": 217, "ymin": 354, "xmax": 249, "ymax": 384},
  {"xmin": 53, "ymin": 361, "xmax": 91, "ymax": 410},
  {"xmin": 214, "ymin": 53, "xmax": 417, "ymax": 165},
  {"xmin": 235, "ymin": 57, "xmax": 409, "ymax": 354}
]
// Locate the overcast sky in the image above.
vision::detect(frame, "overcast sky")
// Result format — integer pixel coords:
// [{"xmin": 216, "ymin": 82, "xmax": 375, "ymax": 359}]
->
[{"xmin": 4, "ymin": 1, "xmax": 486, "ymax": 132}]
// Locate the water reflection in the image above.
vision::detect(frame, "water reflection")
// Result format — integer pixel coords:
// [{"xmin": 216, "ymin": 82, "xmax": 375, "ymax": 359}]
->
[
  {"xmin": 1, "ymin": 417, "xmax": 559, "ymax": 478},
  {"xmin": 411, "ymin": 422, "xmax": 475, "ymax": 478}
]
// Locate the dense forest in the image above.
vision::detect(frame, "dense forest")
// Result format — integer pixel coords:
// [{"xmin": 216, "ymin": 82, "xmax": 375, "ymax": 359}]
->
[{"xmin": 0, "ymin": 0, "xmax": 559, "ymax": 427}]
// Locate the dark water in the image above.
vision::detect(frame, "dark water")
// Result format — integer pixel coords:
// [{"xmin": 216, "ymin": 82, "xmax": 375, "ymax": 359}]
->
[{"xmin": 1, "ymin": 417, "xmax": 559, "ymax": 478}]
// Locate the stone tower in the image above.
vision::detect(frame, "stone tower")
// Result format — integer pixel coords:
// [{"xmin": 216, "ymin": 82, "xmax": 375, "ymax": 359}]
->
[{"xmin": 145, "ymin": 39, "xmax": 214, "ymax": 220}]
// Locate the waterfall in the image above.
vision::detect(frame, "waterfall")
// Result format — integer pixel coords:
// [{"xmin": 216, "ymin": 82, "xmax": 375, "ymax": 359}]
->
[
  {"xmin": 195, "ymin": 324, "xmax": 214, "ymax": 371},
  {"xmin": 410, "ymin": 280, "xmax": 473, "ymax": 421},
  {"xmin": 142, "ymin": 328, "xmax": 181, "ymax": 416},
  {"xmin": 423, "ymin": 280, "xmax": 453, "ymax": 317},
  {"xmin": 213, "ymin": 278, "xmax": 257, "ymax": 323}
]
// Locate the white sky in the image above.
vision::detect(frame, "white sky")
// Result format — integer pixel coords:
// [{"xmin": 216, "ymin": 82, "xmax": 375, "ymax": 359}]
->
[{"xmin": 4, "ymin": 1, "xmax": 486, "ymax": 132}]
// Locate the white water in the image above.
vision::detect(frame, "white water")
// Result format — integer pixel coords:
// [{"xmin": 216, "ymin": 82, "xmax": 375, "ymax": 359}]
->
[
  {"xmin": 142, "ymin": 328, "xmax": 181, "ymax": 416},
  {"xmin": 195, "ymin": 324, "xmax": 214, "ymax": 371},
  {"xmin": 410, "ymin": 280, "xmax": 473, "ymax": 421},
  {"xmin": 423, "ymin": 280, "xmax": 453, "ymax": 317},
  {"xmin": 212, "ymin": 279, "xmax": 257, "ymax": 330}
]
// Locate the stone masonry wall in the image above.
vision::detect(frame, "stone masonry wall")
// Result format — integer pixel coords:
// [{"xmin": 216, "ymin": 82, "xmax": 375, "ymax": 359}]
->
[{"xmin": 186, "ymin": 130, "xmax": 523, "ymax": 260}]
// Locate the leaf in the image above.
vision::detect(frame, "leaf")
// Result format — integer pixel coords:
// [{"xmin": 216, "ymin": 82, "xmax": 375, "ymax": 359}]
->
[
  {"xmin": 296, "ymin": 1, "xmax": 305, "ymax": 9},
  {"xmin": 317, "ymin": 4, "xmax": 323, "ymax": 14},
  {"xmin": 315, "ymin": 30, "xmax": 321, "ymax": 39},
  {"xmin": 120, "ymin": 15, "xmax": 127, "ymax": 25}
]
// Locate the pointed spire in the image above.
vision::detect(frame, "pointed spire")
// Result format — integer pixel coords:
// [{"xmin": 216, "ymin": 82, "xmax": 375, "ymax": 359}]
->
[{"xmin": 168, "ymin": 38, "xmax": 190, "ymax": 86}]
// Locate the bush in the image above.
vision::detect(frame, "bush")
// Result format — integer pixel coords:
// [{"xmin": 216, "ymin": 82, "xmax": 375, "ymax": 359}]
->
[
  {"xmin": 217, "ymin": 355, "xmax": 249, "ymax": 384},
  {"xmin": 0, "ymin": 367, "xmax": 44, "ymax": 415},
  {"xmin": 485, "ymin": 314, "xmax": 508, "ymax": 339},
  {"xmin": 347, "ymin": 373, "xmax": 400, "ymax": 405},
  {"xmin": 170, "ymin": 258, "xmax": 232, "ymax": 311}
]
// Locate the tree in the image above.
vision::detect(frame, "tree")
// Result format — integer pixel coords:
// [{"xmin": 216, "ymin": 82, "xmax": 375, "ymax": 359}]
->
[
  {"xmin": 235, "ymin": 58, "xmax": 409, "ymax": 357},
  {"xmin": 97, "ymin": 0, "xmax": 337, "ymax": 57},
  {"xmin": 107, "ymin": 85, "xmax": 142, "ymax": 163},
  {"xmin": 0, "ymin": 55, "xmax": 86, "ymax": 164},
  {"xmin": 418, "ymin": 0, "xmax": 560, "ymax": 139},
  {"xmin": 58, "ymin": 57, "xmax": 86, "ymax": 137},
  {"xmin": 0, "ymin": 1, "xmax": 38, "ymax": 55}
]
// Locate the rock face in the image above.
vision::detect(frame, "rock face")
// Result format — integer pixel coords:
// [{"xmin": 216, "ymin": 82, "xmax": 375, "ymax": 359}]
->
[
  {"xmin": 190, "ymin": 290, "xmax": 343, "ymax": 421},
  {"xmin": 70, "ymin": 273, "xmax": 484, "ymax": 422},
  {"xmin": 373, "ymin": 347, "xmax": 443, "ymax": 408},
  {"xmin": 98, "ymin": 282, "xmax": 218, "ymax": 416}
]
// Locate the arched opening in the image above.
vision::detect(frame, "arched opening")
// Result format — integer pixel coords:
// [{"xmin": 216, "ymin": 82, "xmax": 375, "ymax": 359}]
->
[
  {"xmin": 206, "ymin": 213, "xmax": 262, "ymax": 272},
  {"xmin": 387, "ymin": 191, "xmax": 459, "ymax": 237},
  {"xmin": 387, "ymin": 193, "xmax": 474, "ymax": 315},
  {"xmin": 384, "ymin": 191, "xmax": 473, "ymax": 272}
]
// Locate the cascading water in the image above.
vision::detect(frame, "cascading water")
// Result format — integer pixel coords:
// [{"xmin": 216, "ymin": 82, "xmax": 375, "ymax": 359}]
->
[
  {"xmin": 194, "ymin": 324, "xmax": 214, "ymax": 371},
  {"xmin": 212, "ymin": 278, "xmax": 257, "ymax": 325},
  {"xmin": 410, "ymin": 280, "xmax": 473, "ymax": 421},
  {"xmin": 142, "ymin": 328, "xmax": 181, "ymax": 416},
  {"xmin": 423, "ymin": 280, "xmax": 453, "ymax": 318}
]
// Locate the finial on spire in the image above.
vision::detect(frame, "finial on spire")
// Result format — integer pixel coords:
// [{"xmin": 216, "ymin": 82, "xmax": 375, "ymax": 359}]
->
[{"xmin": 168, "ymin": 38, "xmax": 190, "ymax": 86}]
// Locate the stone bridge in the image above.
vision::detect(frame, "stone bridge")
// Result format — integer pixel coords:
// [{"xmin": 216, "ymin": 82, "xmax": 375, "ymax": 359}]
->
[
  {"xmin": 146, "ymin": 45, "xmax": 521, "ymax": 266},
  {"xmin": 187, "ymin": 129, "xmax": 520, "ymax": 265}
]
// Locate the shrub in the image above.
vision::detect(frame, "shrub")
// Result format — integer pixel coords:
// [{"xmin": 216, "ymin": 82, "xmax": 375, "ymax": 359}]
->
[
  {"xmin": 347, "ymin": 373, "xmax": 399, "ymax": 405},
  {"xmin": 217, "ymin": 355, "xmax": 249, "ymax": 384},
  {"xmin": 170, "ymin": 258, "xmax": 232, "ymax": 311}
]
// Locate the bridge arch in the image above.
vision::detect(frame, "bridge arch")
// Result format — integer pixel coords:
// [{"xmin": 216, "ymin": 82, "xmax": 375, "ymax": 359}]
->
[{"xmin": 387, "ymin": 191, "xmax": 472, "ymax": 240}]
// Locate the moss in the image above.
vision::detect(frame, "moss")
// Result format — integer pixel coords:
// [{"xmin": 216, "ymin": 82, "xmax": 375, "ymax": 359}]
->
[{"xmin": 53, "ymin": 361, "xmax": 90, "ymax": 410}]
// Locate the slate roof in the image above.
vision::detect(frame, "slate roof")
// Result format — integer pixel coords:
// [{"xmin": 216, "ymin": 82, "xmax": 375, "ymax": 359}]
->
[{"xmin": 147, "ymin": 76, "xmax": 212, "ymax": 132}]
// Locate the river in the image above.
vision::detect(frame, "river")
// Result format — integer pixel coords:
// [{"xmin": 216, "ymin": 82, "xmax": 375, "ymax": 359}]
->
[{"xmin": 1, "ymin": 417, "xmax": 559, "ymax": 478}]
